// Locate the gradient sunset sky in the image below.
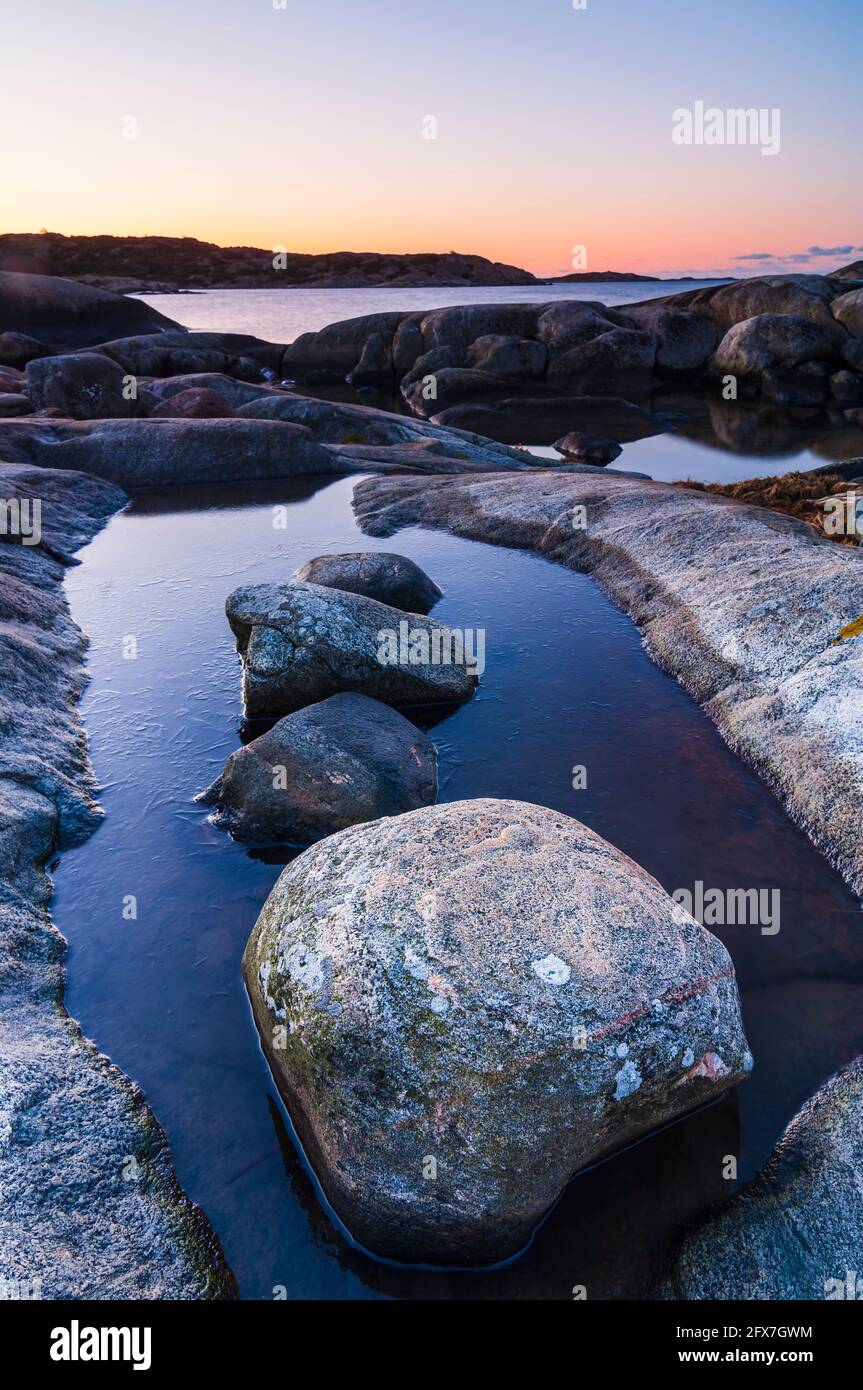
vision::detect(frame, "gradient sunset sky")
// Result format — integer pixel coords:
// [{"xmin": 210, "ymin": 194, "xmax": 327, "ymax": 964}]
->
[{"xmin": 3, "ymin": 0, "xmax": 860, "ymax": 277}]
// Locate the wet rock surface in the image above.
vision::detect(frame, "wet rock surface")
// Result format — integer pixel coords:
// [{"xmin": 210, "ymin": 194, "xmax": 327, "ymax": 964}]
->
[
  {"xmin": 665, "ymin": 1057, "xmax": 863, "ymax": 1299},
  {"xmin": 293, "ymin": 552, "xmax": 442, "ymax": 612},
  {"xmin": 226, "ymin": 579, "xmax": 478, "ymax": 717},
  {"xmin": 0, "ymin": 461, "xmax": 233, "ymax": 1298},
  {"xmin": 243, "ymin": 798, "xmax": 752, "ymax": 1265},
  {"xmin": 197, "ymin": 692, "xmax": 437, "ymax": 845}
]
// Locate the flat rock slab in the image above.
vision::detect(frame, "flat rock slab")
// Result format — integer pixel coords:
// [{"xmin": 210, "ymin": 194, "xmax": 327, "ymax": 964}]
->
[
  {"xmin": 226, "ymin": 580, "xmax": 478, "ymax": 717},
  {"xmin": 197, "ymin": 692, "xmax": 437, "ymax": 845},
  {"xmin": 243, "ymin": 798, "xmax": 751, "ymax": 1265},
  {"xmin": 353, "ymin": 469, "xmax": 863, "ymax": 902},
  {"xmin": 293, "ymin": 552, "xmax": 443, "ymax": 612}
]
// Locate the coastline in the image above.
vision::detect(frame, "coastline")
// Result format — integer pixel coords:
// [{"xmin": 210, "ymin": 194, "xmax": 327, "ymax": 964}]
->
[{"xmin": 0, "ymin": 461, "xmax": 235, "ymax": 1299}]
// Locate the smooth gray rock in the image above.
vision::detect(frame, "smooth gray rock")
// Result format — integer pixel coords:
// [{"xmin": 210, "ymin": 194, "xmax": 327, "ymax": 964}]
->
[
  {"xmin": 465, "ymin": 334, "xmax": 547, "ymax": 379},
  {"xmin": 419, "ymin": 303, "xmax": 542, "ymax": 352},
  {"xmin": 150, "ymin": 387, "xmax": 235, "ymax": 418},
  {"xmin": 281, "ymin": 312, "xmax": 405, "ymax": 377},
  {"xmin": 0, "ymin": 417, "xmax": 335, "ymax": 486},
  {"xmin": 665, "ymin": 1058, "xmax": 863, "ymax": 1299},
  {"xmin": 635, "ymin": 274, "xmax": 843, "ymax": 335},
  {"xmin": 0, "ymin": 393, "xmax": 31, "ymax": 417},
  {"xmin": 145, "ymin": 372, "xmax": 279, "ymax": 408},
  {"xmin": 553, "ymin": 431, "xmax": 623, "ymax": 464},
  {"xmin": 97, "ymin": 330, "xmax": 282, "ymax": 378},
  {"xmin": 226, "ymin": 580, "xmax": 478, "ymax": 717},
  {"xmin": 0, "ymin": 460, "xmax": 232, "ymax": 1298},
  {"xmin": 0, "ymin": 331, "xmax": 47, "ymax": 369},
  {"xmin": 243, "ymin": 797, "xmax": 752, "ymax": 1264},
  {"xmin": 347, "ymin": 331, "xmax": 393, "ymax": 386},
  {"xmin": 536, "ymin": 300, "xmax": 629, "ymax": 352},
  {"xmin": 293, "ymin": 552, "xmax": 442, "ymax": 612},
  {"xmin": 352, "ymin": 470, "xmax": 863, "ymax": 902},
  {"xmin": 620, "ymin": 304, "xmax": 720, "ymax": 374},
  {"xmin": 197, "ymin": 692, "xmax": 436, "ymax": 844},
  {"xmin": 546, "ymin": 327, "xmax": 658, "ymax": 389},
  {"xmin": 26, "ymin": 351, "xmax": 138, "ymax": 419},
  {"xmin": 0, "ymin": 270, "xmax": 180, "ymax": 350},
  {"xmin": 832, "ymin": 288, "xmax": 863, "ymax": 337},
  {"xmin": 711, "ymin": 313, "xmax": 845, "ymax": 379}
]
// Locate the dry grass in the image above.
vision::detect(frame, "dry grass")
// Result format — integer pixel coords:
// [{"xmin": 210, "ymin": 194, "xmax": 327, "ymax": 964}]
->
[{"xmin": 677, "ymin": 470, "xmax": 863, "ymax": 545}]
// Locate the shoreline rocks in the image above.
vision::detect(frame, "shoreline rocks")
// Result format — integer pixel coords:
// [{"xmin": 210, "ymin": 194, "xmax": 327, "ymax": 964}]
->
[
  {"xmin": 0, "ymin": 270, "xmax": 181, "ymax": 350},
  {"xmin": 0, "ymin": 461, "xmax": 233, "ymax": 1298},
  {"xmin": 226, "ymin": 580, "xmax": 478, "ymax": 717},
  {"xmin": 664, "ymin": 1057, "xmax": 863, "ymax": 1299},
  {"xmin": 197, "ymin": 693, "xmax": 437, "ymax": 845},
  {"xmin": 353, "ymin": 470, "xmax": 863, "ymax": 904},
  {"xmin": 243, "ymin": 798, "xmax": 752, "ymax": 1265}
]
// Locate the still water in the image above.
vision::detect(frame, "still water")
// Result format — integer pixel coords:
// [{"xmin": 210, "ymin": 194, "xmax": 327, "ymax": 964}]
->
[{"xmin": 55, "ymin": 475, "xmax": 863, "ymax": 1299}]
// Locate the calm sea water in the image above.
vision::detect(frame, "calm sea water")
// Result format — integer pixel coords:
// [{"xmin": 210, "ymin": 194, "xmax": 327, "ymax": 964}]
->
[
  {"xmin": 55, "ymin": 475, "xmax": 863, "ymax": 1300},
  {"xmin": 136, "ymin": 281, "xmax": 722, "ymax": 343}
]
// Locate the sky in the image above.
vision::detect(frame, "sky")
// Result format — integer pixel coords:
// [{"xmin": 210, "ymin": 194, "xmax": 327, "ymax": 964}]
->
[{"xmin": 1, "ymin": 0, "xmax": 860, "ymax": 278}]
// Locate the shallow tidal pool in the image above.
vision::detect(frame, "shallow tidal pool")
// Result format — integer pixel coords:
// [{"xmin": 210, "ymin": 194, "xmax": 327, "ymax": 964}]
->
[{"xmin": 55, "ymin": 472, "xmax": 863, "ymax": 1299}]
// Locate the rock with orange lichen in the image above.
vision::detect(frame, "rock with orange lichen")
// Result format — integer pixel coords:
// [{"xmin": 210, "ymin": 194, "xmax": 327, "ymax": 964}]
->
[{"xmin": 243, "ymin": 797, "xmax": 752, "ymax": 1265}]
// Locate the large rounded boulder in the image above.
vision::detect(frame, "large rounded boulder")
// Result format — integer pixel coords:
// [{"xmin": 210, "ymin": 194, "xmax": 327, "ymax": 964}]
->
[
  {"xmin": 226, "ymin": 580, "xmax": 478, "ymax": 716},
  {"xmin": 292, "ymin": 552, "xmax": 442, "ymax": 613},
  {"xmin": 26, "ymin": 351, "xmax": 138, "ymax": 418},
  {"xmin": 710, "ymin": 313, "xmax": 844, "ymax": 379},
  {"xmin": 0, "ymin": 270, "xmax": 180, "ymax": 350},
  {"xmin": 243, "ymin": 798, "xmax": 753, "ymax": 1265},
  {"xmin": 197, "ymin": 693, "xmax": 436, "ymax": 845}
]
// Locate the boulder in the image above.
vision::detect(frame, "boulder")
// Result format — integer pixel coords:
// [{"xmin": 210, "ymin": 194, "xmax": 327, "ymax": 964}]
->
[
  {"xmin": 620, "ymin": 304, "xmax": 720, "ymax": 374},
  {"xmin": 97, "ymin": 331, "xmax": 281, "ymax": 379},
  {"xmin": 25, "ymin": 351, "xmax": 138, "ymax": 419},
  {"xmin": 666, "ymin": 1058, "xmax": 863, "ymax": 1299},
  {"xmin": 0, "ymin": 331, "xmax": 47, "ymax": 369},
  {"xmin": 465, "ymin": 334, "xmax": 547, "ymax": 379},
  {"xmin": 243, "ymin": 798, "xmax": 752, "ymax": 1264},
  {"xmin": 638, "ymin": 274, "xmax": 843, "ymax": 335},
  {"xmin": 711, "ymin": 314, "xmax": 845, "ymax": 380},
  {"xmin": 546, "ymin": 327, "xmax": 657, "ymax": 389},
  {"xmin": 761, "ymin": 361, "xmax": 832, "ymax": 406},
  {"xmin": 0, "ymin": 393, "xmax": 32, "ymax": 418},
  {"xmin": 830, "ymin": 370, "xmax": 861, "ymax": 405},
  {"xmin": 843, "ymin": 339, "xmax": 863, "ymax": 372},
  {"xmin": 145, "ymin": 373, "xmax": 278, "ymax": 408},
  {"xmin": 293, "ymin": 552, "xmax": 442, "ymax": 612},
  {"xmin": 197, "ymin": 693, "xmax": 436, "ymax": 845},
  {"xmin": 281, "ymin": 312, "xmax": 404, "ymax": 377},
  {"xmin": 346, "ymin": 332, "xmax": 393, "ymax": 386},
  {"xmin": 150, "ymin": 387, "xmax": 235, "ymax": 418},
  {"xmin": 392, "ymin": 315, "xmax": 425, "ymax": 372},
  {"xmin": 553, "ymin": 431, "xmax": 623, "ymax": 464},
  {"xmin": 0, "ymin": 270, "xmax": 181, "ymax": 349},
  {"xmin": 226, "ymin": 580, "xmax": 478, "ymax": 717},
  {"xmin": 0, "ymin": 367, "xmax": 24, "ymax": 393},
  {"xmin": 419, "ymin": 303, "xmax": 542, "ymax": 352},
  {"xmin": 536, "ymin": 300, "xmax": 630, "ymax": 353},
  {"xmin": 832, "ymin": 288, "xmax": 863, "ymax": 337},
  {"xmin": 403, "ymin": 365, "xmax": 516, "ymax": 418}
]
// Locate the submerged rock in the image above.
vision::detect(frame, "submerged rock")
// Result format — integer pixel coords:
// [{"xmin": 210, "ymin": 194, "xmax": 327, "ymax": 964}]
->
[
  {"xmin": 553, "ymin": 431, "xmax": 623, "ymax": 465},
  {"xmin": 197, "ymin": 693, "xmax": 436, "ymax": 844},
  {"xmin": 665, "ymin": 1057, "xmax": 863, "ymax": 1299},
  {"xmin": 226, "ymin": 580, "xmax": 478, "ymax": 717},
  {"xmin": 243, "ymin": 798, "xmax": 752, "ymax": 1265},
  {"xmin": 293, "ymin": 552, "xmax": 442, "ymax": 613}
]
